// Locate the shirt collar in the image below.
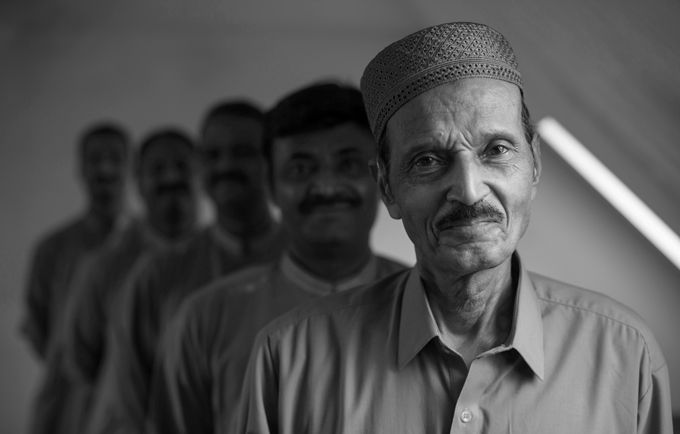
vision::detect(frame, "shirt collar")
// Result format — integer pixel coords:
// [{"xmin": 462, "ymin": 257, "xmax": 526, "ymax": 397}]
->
[
  {"xmin": 209, "ymin": 222, "xmax": 279, "ymax": 256},
  {"xmin": 507, "ymin": 257, "xmax": 544, "ymax": 379},
  {"xmin": 397, "ymin": 254, "xmax": 544, "ymax": 379},
  {"xmin": 137, "ymin": 218, "xmax": 194, "ymax": 252},
  {"xmin": 279, "ymin": 252, "xmax": 379, "ymax": 296}
]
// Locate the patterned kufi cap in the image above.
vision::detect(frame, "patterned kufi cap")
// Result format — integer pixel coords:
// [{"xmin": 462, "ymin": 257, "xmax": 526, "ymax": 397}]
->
[{"xmin": 360, "ymin": 22, "xmax": 523, "ymax": 143}]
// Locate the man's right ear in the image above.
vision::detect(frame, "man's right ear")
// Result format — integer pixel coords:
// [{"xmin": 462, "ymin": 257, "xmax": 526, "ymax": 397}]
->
[{"xmin": 373, "ymin": 160, "xmax": 401, "ymax": 220}]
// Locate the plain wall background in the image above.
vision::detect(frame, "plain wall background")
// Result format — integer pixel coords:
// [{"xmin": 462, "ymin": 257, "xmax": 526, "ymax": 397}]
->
[{"xmin": 2, "ymin": 1, "xmax": 679, "ymax": 432}]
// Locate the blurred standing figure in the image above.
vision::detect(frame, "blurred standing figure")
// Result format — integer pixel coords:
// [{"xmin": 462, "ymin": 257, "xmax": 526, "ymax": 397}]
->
[
  {"xmin": 87, "ymin": 101, "xmax": 286, "ymax": 434},
  {"xmin": 20, "ymin": 123, "xmax": 130, "ymax": 434},
  {"xmin": 236, "ymin": 22, "xmax": 673, "ymax": 433},
  {"xmin": 60, "ymin": 128, "xmax": 200, "ymax": 431},
  {"xmin": 147, "ymin": 82, "xmax": 407, "ymax": 434}
]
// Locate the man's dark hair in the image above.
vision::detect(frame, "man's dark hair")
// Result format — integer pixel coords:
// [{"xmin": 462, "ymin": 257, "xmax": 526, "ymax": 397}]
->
[
  {"xmin": 264, "ymin": 82, "xmax": 371, "ymax": 166},
  {"xmin": 78, "ymin": 122, "xmax": 130, "ymax": 158},
  {"xmin": 377, "ymin": 95, "xmax": 537, "ymax": 174},
  {"xmin": 199, "ymin": 100, "xmax": 265, "ymax": 141},
  {"xmin": 135, "ymin": 128, "xmax": 195, "ymax": 171}
]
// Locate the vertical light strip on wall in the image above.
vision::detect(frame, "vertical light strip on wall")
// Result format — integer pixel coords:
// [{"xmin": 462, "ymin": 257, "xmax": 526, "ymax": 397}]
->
[{"xmin": 536, "ymin": 117, "xmax": 680, "ymax": 270}]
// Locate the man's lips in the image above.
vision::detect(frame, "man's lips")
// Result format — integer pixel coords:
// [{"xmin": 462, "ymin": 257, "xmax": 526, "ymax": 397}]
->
[
  {"xmin": 306, "ymin": 202, "xmax": 356, "ymax": 214},
  {"xmin": 436, "ymin": 217, "xmax": 500, "ymax": 231},
  {"xmin": 299, "ymin": 195, "xmax": 362, "ymax": 214}
]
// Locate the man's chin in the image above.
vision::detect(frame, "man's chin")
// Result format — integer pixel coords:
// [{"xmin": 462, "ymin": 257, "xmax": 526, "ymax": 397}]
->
[
  {"xmin": 428, "ymin": 241, "xmax": 510, "ymax": 272},
  {"xmin": 212, "ymin": 191, "xmax": 254, "ymax": 210}
]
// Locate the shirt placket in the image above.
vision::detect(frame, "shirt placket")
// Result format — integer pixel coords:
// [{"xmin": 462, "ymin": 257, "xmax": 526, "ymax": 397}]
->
[{"xmin": 449, "ymin": 357, "xmax": 496, "ymax": 434}]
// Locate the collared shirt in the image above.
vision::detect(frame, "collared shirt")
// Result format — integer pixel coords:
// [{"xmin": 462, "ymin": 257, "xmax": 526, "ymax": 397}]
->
[
  {"xmin": 21, "ymin": 214, "xmax": 125, "ymax": 359},
  {"xmin": 20, "ymin": 214, "xmax": 126, "ymax": 434},
  {"xmin": 237, "ymin": 255, "xmax": 672, "ymax": 434},
  {"xmin": 146, "ymin": 252, "xmax": 407, "ymax": 434},
  {"xmin": 86, "ymin": 222, "xmax": 286, "ymax": 434},
  {"xmin": 61, "ymin": 218, "xmax": 194, "ymax": 384}
]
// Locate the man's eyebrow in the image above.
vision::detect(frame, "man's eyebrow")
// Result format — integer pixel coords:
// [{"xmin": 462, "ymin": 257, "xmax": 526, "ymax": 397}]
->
[
  {"xmin": 335, "ymin": 147, "xmax": 363, "ymax": 157},
  {"xmin": 400, "ymin": 143, "xmax": 440, "ymax": 158},
  {"xmin": 479, "ymin": 128, "xmax": 522, "ymax": 143},
  {"xmin": 288, "ymin": 151, "xmax": 315, "ymax": 160}
]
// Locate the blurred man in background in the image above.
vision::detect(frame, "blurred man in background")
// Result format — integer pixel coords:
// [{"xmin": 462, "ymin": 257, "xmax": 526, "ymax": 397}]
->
[
  {"xmin": 147, "ymin": 82, "xmax": 407, "ymax": 434},
  {"xmin": 87, "ymin": 101, "xmax": 286, "ymax": 434},
  {"xmin": 60, "ymin": 128, "xmax": 200, "ymax": 431},
  {"xmin": 21, "ymin": 123, "xmax": 130, "ymax": 434}
]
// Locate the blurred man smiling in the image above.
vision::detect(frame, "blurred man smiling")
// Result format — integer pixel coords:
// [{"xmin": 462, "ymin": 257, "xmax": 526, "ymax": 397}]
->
[
  {"xmin": 60, "ymin": 128, "xmax": 200, "ymax": 432},
  {"xmin": 236, "ymin": 23, "xmax": 672, "ymax": 434},
  {"xmin": 147, "ymin": 82, "xmax": 406, "ymax": 434},
  {"xmin": 21, "ymin": 123, "xmax": 130, "ymax": 434}
]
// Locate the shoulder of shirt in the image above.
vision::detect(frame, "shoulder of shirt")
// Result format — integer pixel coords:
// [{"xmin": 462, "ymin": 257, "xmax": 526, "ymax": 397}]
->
[
  {"xmin": 183, "ymin": 263, "xmax": 276, "ymax": 311},
  {"xmin": 256, "ymin": 268, "xmax": 411, "ymax": 339},
  {"xmin": 528, "ymin": 271, "xmax": 666, "ymax": 368},
  {"xmin": 374, "ymin": 254, "xmax": 410, "ymax": 274},
  {"xmin": 170, "ymin": 262, "xmax": 277, "ymax": 337},
  {"xmin": 137, "ymin": 226, "xmax": 212, "ymax": 270},
  {"xmin": 34, "ymin": 215, "xmax": 87, "ymax": 250}
]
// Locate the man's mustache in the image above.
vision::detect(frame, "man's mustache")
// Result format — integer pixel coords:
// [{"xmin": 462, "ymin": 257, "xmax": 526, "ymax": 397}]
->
[
  {"xmin": 209, "ymin": 171, "xmax": 249, "ymax": 187},
  {"xmin": 435, "ymin": 202, "xmax": 504, "ymax": 231},
  {"xmin": 156, "ymin": 182, "xmax": 191, "ymax": 196},
  {"xmin": 91, "ymin": 175, "xmax": 121, "ymax": 186},
  {"xmin": 299, "ymin": 191, "xmax": 363, "ymax": 214}
]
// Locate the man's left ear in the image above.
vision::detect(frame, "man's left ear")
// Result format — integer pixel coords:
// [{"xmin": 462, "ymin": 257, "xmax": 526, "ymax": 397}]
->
[
  {"xmin": 373, "ymin": 160, "xmax": 402, "ymax": 220},
  {"xmin": 368, "ymin": 159, "xmax": 379, "ymax": 183},
  {"xmin": 530, "ymin": 133, "xmax": 542, "ymax": 185}
]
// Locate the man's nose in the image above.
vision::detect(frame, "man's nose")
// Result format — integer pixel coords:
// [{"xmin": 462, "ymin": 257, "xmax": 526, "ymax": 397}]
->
[
  {"xmin": 96, "ymin": 157, "xmax": 122, "ymax": 178},
  {"xmin": 444, "ymin": 155, "xmax": 489, "ymax": 205},
  {"xmin": 162, "ymin": 163, "xmax": 185, "ymax": 184},
  {"xmin": 308, "ymin": 166, "xmax": 343, "ymax": 197}
]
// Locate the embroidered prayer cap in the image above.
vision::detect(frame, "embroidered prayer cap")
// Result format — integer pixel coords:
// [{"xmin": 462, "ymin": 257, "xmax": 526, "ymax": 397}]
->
[{"xmin": 360, "ymin": 22, "xmax": 523, "ymax": 143}]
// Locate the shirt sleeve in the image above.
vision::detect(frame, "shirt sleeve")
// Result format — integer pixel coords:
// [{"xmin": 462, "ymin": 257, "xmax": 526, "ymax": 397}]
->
[
  {"xmin": 637, "ymin": 362, "xmax": 673, "ymax": 434},
  {"xmin": 21, "ymin": 239, "xmax": 53, "ymax": 360},
  {"xmin": 233, "ymin": 331, "xmax": 279, "ymax": 434},
  {"xmin": 86, "ymin": 260, "xmax": 156, "ymax": 434},
  {"xmin": 147, "ymin": 304, "xmax": 214, "ymax": 434},
  {"xmin": 61, "ymin": 256, "xmax": 107, "ymax": 383}
]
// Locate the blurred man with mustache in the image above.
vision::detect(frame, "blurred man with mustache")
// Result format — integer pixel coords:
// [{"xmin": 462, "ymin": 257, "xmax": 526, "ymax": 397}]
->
[
  {"xmin": 58, "ymin": 128, "xmax": 199, "ymax": 432},
  {"xmin": 21, "ymin": 122, "xmax": 130, "ymax": 434},
  {"xmin": 146, "ymin": 82, "xmax": 406, "ymax": 434},
  {"xmin": 236, "ymin": 23, "xmax": 672, "ymax": 433},
  {"xmin": 87, "ymin": 101, "xmax": 285, "ymax": 434}
]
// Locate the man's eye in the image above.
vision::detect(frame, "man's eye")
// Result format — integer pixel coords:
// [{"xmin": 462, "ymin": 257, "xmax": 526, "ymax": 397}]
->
[
  {"xmin": 203, "ymin": 148, "xmax": 221, "ymax": 162},
  {"xmin": 413, "ymin": 154, "xmax": 441, "ymax": 168},
  {"xmin": 338, "ymin": 158, "xmax": 364, "ymax": 176},
  {"xmin": 484, "ymin": 142, "xmax": 515, "ymax": 158},
  {"xmin": 284, "ymin": 161, "xmax": 315, "ymax": 179},
  {"xmin": 488, "ymin": 145, "xmax": 508, "ymax": 155}
]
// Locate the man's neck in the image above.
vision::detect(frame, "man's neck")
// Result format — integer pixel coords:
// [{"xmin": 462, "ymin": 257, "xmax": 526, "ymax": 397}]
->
[
  {"xmin": 216, "ymin": 200, "xmax": 273, "ymax": 240},
  {"xmin": 288, "ymin": 242, "xmax": 372, "ymax": 283},
  {"xmin": 146, "ymin": 214, "xmax": 196, "ymax": 244},
  {"xmin": 420, "ymin": 258, "xmax": 516, "ymax": 367},
  {"xmin": 84, "ymin": 207, "xmax": 120, "ymax": 236}
]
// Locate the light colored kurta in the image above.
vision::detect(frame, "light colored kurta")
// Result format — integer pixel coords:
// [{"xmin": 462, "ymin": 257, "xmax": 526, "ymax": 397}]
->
[
  {"xmin": 237, "ymin": 255, "xmax": 672, "ymax": 434},
  {"xmin": 62, "ymin": 219, "xmax": 189, "ymax": 384},
  {"xmin": 147, "ymin": 252, "xmax": 407, "ymax": 434},
  {"xmin": 21, "ymin": 215, "xmax": 124, "ymax": 434},
  {"xmin": 57, "ymin": 219, "xmax": 195, "ymax": 432},
  {"xmin": 87, "ymin": 223, "xmax": 286, "ymax": 434}
]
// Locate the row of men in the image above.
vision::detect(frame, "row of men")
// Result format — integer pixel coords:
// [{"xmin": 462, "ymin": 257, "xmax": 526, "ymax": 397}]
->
[
  {"xmin": 22, "ymin": 21, "xmax": 672, "ymax": 434},
  {"xmin": 22, "ymin": 82, "xmax": 401, "ymax": 434}
]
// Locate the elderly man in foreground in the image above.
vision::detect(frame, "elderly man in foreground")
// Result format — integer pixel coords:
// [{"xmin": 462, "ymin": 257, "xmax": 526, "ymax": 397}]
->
[{"xmin": 236, "ymin": 22, "xmax": 672, "ymax": 433}]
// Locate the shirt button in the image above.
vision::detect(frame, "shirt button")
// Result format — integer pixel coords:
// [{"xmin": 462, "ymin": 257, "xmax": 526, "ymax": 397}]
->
[{"xmin": 460, "ymin": 409, "xmax": 473, "ymax": 423}]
